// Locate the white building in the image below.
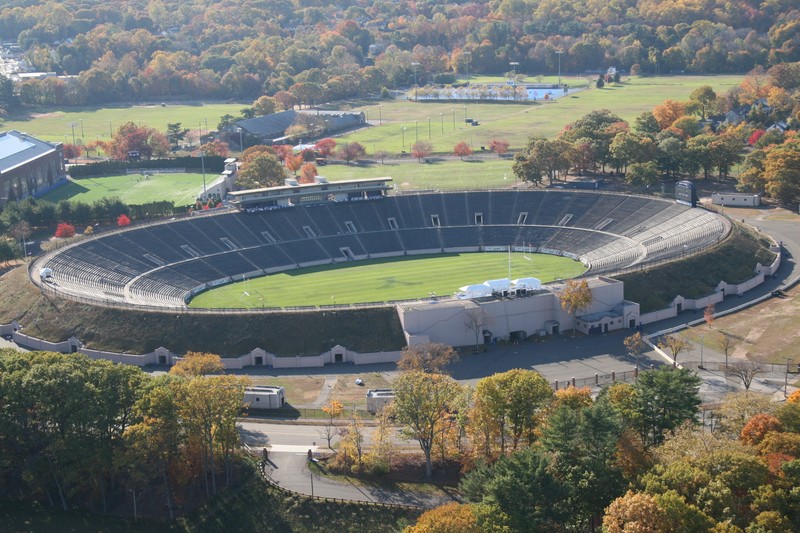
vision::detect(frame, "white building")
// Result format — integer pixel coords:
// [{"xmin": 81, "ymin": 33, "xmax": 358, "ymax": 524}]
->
[{"xmin": 711, "ymin": 192, "xmax": 761, "ymax": 207}]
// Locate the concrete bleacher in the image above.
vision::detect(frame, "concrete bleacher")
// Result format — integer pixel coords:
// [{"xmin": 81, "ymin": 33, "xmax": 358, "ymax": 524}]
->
[{"xmin": 37, "ymin": 190, "xmax": 730, "ymax": 308}]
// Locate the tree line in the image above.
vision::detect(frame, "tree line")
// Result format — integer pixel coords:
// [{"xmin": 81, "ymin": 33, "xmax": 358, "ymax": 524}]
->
[
  {"xmin": 1, "ymin": 0, "xmax": 798, "ymax": 111},
  {"xmin": 0, "ymin": 349, "xmax": 249, "ymax": 517},
  {"xmin": 513, "ymin": 70, "xmax": 800, "ymax": 204},
  {"xmin": 383, "ymin": 343, "xmax": 800, "ymax": 532}
]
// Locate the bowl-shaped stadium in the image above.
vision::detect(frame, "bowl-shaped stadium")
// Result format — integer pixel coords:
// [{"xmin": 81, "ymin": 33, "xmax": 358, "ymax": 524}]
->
[{"xmin": 32, "ymin": 186, "xmax": 729, "ymax": 313}]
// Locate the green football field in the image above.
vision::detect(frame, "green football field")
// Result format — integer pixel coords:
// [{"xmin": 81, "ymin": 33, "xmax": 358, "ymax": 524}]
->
[
  {"xmin": 188, "ymin": 252, "xmax": 587, "ymax": 309},
  {"xmin": 39, "ymin": 173, "xmax": 208, "ymax": 205}
]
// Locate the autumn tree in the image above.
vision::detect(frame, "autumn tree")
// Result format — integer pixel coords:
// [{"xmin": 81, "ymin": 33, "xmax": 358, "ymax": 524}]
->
[
  {"xmin": 514, "ymin": 138, "xmax": 573, "ymax": 186},
  {"xmin": 251, "ymin": 95, "xmax": 277, "ymax": 116},
  {"xmin": 179, "ymin": 375, "xmax": 249, "ymax": 496},
  {"xmin": 198, "ymin": 140, "xmax": 229, "ymax": 158},
  {"xmin": 704, "ymin": 303, "xmax": 715, "ymax": 327},
  {"xmin": 740, "ymin": 413, "xmax": 783, "ymax": 446},
  {"xmin": 108, "ymin": 122, "xmax": 170, "ymax": 161},
  {"xmin": 285, "ymin": 153, "xmax": 304, "ymax": 175},
  {"xmin": 298, "ymin": 162, "xmax": 317, "ymax": 183},
  {"xmin": 657, "ymin": 334, "xmax": 691, "ymax": 366},
  {"xmin": 117, "ymin": 213, "xmax": 131, "ymax": 227},
  {"xmin": 63, "ymin": 143, "xmax": 82, "ymax": 160},
  {"xmin": 488, "ymin": 139, "xmax": 510, "ymax": 156},
  {"xmin": 321, "ymin": 399, "xmax": 343, "ymax": 449},
  {"xmin": 559, "ymin": 279, "xmax": 593, "ymax": 336},
  {"xmin": 411, "ymin": 140, "xmax": 433, "ymax": 162},
  {"xmin": 397, "ymin": 343, "xmax": 458, "ymax": 374},
  {"xmin": 687, "ymin": 85, "xmax": 717, "ymax": 119},
  {"xmin": 453, "ymin": 141, "xmax": 473, "ymax": 160},
  {"xmin": 337, "ymin": 141, "xmax": 366, "ymax": 164},
  {"xmin": 236, "ymin": 153, "xmax": 286, "ymax": 189},
  {"xmin": 470, "ymin": 369, "xmax": 553, "ymax": 456},
  {"xmin": 603, "ymin": 491, "xmax": 667, "ymax": 533},
  {"xmin": 624, "ymin": 332, "xmax": 647, "ymax": 370},
  {"xmin": 169, "ymin": 351, "xmax": 225, "ymax": 377},
  {"xmin": 55, "ymin": 222, "xmax": 76, "ymax": 238},
  {"xmin": 404, "ymin": 502, "xmax": 483, "ymax": 533},
  {"xmin": 314, "ymin": 137, "xmax": 336, "ymax": 157},
  {"xmin": 392, "ymin": 371, "xmax": 462, "ymax": 478},
  {"xmin": 652, "ymin": 100, "xmax": 686, "ymax": 130}
]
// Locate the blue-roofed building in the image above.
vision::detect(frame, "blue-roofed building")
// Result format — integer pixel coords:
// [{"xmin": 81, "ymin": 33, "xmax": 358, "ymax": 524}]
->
[{"xmin": 0, "ymin": 130, "xmax": 65, "ymax": 204}]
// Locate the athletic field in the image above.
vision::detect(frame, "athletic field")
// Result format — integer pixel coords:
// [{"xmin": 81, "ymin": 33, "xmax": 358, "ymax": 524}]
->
[
  {"xmin": 39, "ymin": 173, "xmax": 208, "ymax": 205},
  {"xmin": 188, "ymin": 252, "xmax": 587, "ymax": 309}
]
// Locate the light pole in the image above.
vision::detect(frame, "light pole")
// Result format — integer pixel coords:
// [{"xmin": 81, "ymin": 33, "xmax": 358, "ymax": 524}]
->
[
  {"xmin": 79, "ymin": 118, "xmax": 84, "ymax": 139},
  {"xmin": 411, "ymin": 61, "xmax": 420, "ymax": 100},
  {"xmin": 464, "ymin": 105, "xmax": 467, "ymax": 122},
  {"xmin": 415, "ymin": 120, "xmax": 418, "ymax": 143},
  {"xmin": 378, "ymin": 104, "xmax": 382, "ymax": 124},
  {"xmin": 68, "ymin": 122, "xmax": 76, "ymax": 145},
  {"xmin": 440, "ymin": 112, "xmax": 443, "ymax": 134},
  {"xmin": 108, "ymin": 120, "xmax": 112, "ymax": 138},
  {"xmin": 785, "ymin": 357, "xmax": 793, "ymax": 398},
  {"xmin": 200, "ymin": 151, "xmax": 206, "ymax": 194},
  {"xmin": 238, "ymin": 127, "xmax": 244, "ymax": 151},
  {"xmin": 452, "ymin": 108, "xmax": 455, "ymax": 129},
  {"xmin": 464, "ymin": 51, "xmax": 471, "ymax": 80},
  {"xmin": 700, "ymin": 334, "xmax": 705, "ymax": 369},
  {"xmin": 427, "ymin": 116, "xmax": 431, "ymax": 139},
  {"xmin": 401, "ymin": 126, "xmax": 406, "ymax": 148},
  {"xmin": 556, "ymin": 49, "xmax": 563, "ymax": 86}
]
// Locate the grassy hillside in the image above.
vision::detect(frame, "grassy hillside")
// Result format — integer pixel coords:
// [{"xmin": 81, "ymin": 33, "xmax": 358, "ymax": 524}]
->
[
  {"xmin": 617, "ymin": 223, "xmax": 776, "ymax": 312},
  {"xmin": 0, "ymin": 268, "xmax": 405, "ymax": 356}
]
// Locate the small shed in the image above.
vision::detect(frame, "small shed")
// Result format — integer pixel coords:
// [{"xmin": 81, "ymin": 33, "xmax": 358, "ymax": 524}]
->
[
  {"xmin": 456, "ymin": 284, "xmax": 493, "ymax": 299},
  {"xmin": 711, "ymin": 192, "xmax": 761, "ymax": 207},
  {"xmin": 244, "ymin": 386, "xmax": 285, "ymax": 409}
]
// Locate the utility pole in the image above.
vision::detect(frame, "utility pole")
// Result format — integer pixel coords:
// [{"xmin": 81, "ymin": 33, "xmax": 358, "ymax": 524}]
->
[{"xmin": 556, "ymin": 49, "xmax": 563, "ymax": 86}]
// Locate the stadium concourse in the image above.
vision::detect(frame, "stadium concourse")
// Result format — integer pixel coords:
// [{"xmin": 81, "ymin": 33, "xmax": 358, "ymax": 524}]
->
[{"xmin": 30, "ymin": 188, "xmax": 729, "ymax": 348}]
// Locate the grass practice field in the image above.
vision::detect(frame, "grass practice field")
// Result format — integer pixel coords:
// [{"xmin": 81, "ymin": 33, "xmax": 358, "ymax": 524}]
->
[
  {"xmin": 3, "ymin": 102, "xmax": 244, "ymax": 145},
  {"xmin": 188, "ymin": 252, "xmax": 587, "ymax": 309},
  {"xmin": 340, "ymin": 75, "xmax": 744, "ymax": 153},
  {"xmin": 39, "ymin": 173, "xmax": 207, "ymax": 205}
]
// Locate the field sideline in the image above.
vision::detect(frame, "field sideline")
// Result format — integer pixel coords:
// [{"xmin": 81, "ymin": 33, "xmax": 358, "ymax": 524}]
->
[{"xmin": 188, "ymin": 252, "xmax": 587, "ymax": 309}]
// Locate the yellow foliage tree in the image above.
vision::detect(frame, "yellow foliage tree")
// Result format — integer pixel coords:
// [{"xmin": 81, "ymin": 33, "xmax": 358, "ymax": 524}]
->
[
  {"xmin": 169, "ymin": 351, "xmax": 225, "ymax": 377},
  {"xmin": 404, "ymin": 502, "xmax": 483, "ymax": 533},
  {"xmin": 603, "ymin": 490, "xmax": 666, "ymax": 533},
  {"xmin": 652, "ymin": 99, "xmax": 686, "ymax": 130}
]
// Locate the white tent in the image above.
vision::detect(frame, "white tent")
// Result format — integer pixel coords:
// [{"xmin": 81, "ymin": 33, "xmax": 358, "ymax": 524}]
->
[
  {"xmin": 456, "ymin": 284, "xmax": 493, "ymax": 299},
  {"xmin": 512, "ymin": 277, "xmax": 542, "ymax": 291},
  {"xmin": 484, "ymin": 278, "xmax": 511, "ymax": 293}
]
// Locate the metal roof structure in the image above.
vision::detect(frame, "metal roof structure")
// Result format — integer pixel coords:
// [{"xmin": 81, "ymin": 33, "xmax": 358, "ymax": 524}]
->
[{"xmin": 0, "ymin": 130, "xmax": 60, "ymax": 174}]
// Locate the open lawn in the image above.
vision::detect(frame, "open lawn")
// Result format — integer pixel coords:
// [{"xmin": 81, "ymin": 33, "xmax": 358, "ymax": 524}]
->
[
  {"xmin": 338, "ymin": 75, "xmax": 744, "ymax": 154},
  {"xmin": 3, "ymin": 102, "xmax": 245, "ymax": 145},
  {"xmin": 189, "ymin": 252, "xmax": 587, "ymax": 309},
  {"xmin": 39, "ymin": 172, "xmax": 207, "ymax": 205},
  {"xmin": 320, "ymin": 157, "xmax": 515, "ymax": 190}
]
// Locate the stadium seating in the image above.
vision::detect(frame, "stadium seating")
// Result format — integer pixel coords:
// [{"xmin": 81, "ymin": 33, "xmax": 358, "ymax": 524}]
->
[{"xmin": 37, "ymin": 191, "xmax": 730, "ymax": 308}]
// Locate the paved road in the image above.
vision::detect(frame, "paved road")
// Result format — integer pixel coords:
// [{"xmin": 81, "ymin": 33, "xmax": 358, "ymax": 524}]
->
[{"xmin": 239, "ymin": 420, "xmax": 458, "ymax": 508}]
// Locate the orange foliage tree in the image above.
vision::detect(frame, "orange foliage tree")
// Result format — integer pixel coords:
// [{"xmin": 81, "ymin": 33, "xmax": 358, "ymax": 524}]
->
[
  {"xmin": 299, "ymin": 162, "xmax": 318, "ymax": 183},
  {"xmin": 652, "ymin": 100, "xmax": 686, "ymax": 130},
  {"xmin": 405, "ymin": 502, "xmax": 483, "ymax": 533},
  {"xmin": 453, "ymin": 141, "xmax": 473, "ymax": 160},
  {"xmin": 740, "ymin": 413, "xmax": 783, "ymax": 446},
  {"xmin": 603, "ymin": 490, "xmax": 666, "ymax": 533},
  {"xmin": 117, "ymin": 214, "xmax": 131, "ymax": 227}
]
